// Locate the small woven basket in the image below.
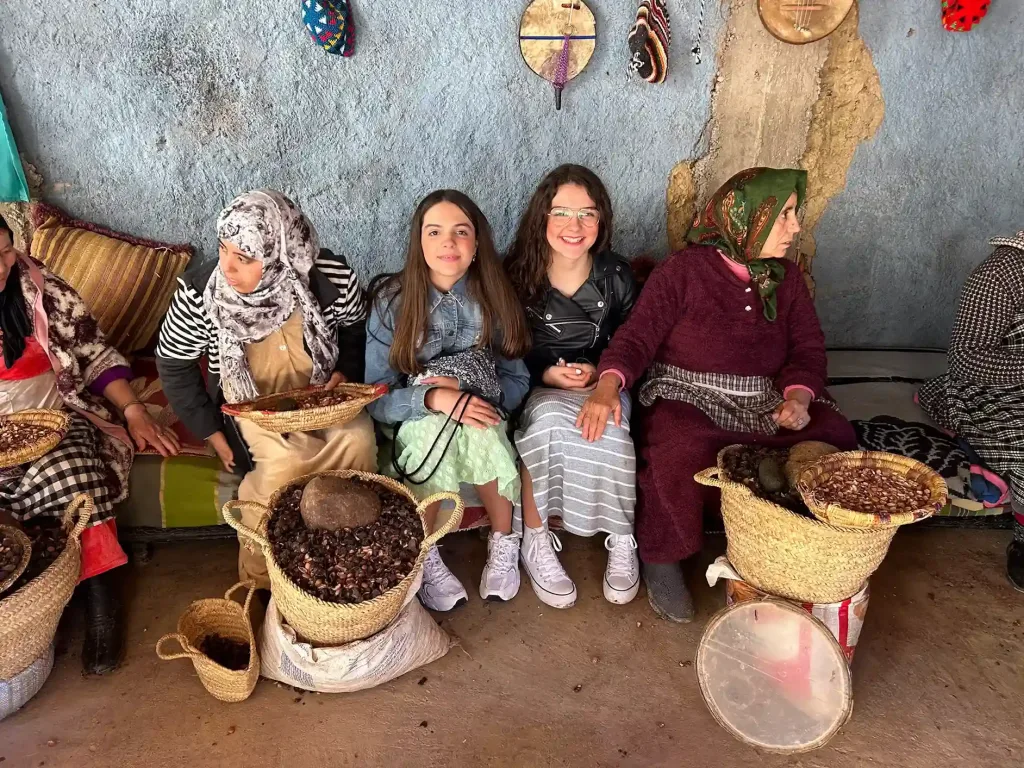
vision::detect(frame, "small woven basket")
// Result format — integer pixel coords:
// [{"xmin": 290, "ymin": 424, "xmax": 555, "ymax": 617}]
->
[
  {"xmin": 695, "ymin": 447, "xmax": 896, "ymax": 604},
  {"xmin": 0, "ymin": 525, "xmax": 31, "ymax": 597},
  {"xmin": 0, "ymin": 495, "xmax": 91, "ymax": 679},
  {"xmin": 796, "ymin": 451, "xmax": 947, "ymax": 529},
  {"xmin": 221, "ymin": 383, "xmax": 387, "ymax": 434},
  {"xmin": 155, "ymin": 581, "xmax": 260, "ymax": 703},
  {"xmin": 0, "ymin": 409, "xmax": 72, "ymax": 470},
  {"xmin": 223, "ymin": 470, "xmax": 464, "ymax": 645}
]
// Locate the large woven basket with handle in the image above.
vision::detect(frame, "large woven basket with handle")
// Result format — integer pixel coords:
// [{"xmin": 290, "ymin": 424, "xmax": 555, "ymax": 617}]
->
[
  {"xmin": 223, "ymin": 470, "xmax": 464, "ymax": 645},
  {"xmin": 155, "ymin": 581, "xmax": 260, "ymax": 703},
  {"xmin": 797, "ymin": 450, "xmax": 947, "ymax": 529},
  {"xmin": 0, "ymin": 495, "xmax": 91, "ymax": 678},
  {"xmin": 695, "ymin": 447, "xmax": 895, "ymax": 604},
  {"xmin": 221, "ymin": 383, "xmax": 387, "ymax": 434}
]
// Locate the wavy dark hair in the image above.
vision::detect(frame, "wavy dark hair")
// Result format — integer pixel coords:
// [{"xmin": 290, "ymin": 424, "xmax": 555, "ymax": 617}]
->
[
  {"xmin": 369, "ymin": 190, "xmax": 530, "ymax": 376},
  {"xmin": 506, "ymin": 164, "xmax": 613, "ymax": 306}
]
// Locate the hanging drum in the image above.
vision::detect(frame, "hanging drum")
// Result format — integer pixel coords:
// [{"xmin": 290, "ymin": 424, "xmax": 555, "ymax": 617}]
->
[
  {"xmin": 696, "ymin": 599, "xmax": 853, "ymax": 754},
  {"xmin": 757, "ymin": 0, "xmax": 855, "ymax": 45},
  {"xmin": 519, "ymin": 0, "xmax": 596, "ymax": 110}
]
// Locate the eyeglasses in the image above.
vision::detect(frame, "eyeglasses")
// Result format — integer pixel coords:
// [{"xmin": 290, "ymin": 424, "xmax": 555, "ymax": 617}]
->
[{"xmin": 547, "ymin": 207, "xmax": 600, "ymax": 228}]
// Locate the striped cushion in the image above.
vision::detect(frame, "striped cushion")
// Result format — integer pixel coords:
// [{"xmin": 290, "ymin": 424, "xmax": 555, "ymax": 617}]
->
[{"xmin": 29, "ymin": 204, "xmax": 192, "ymax": 353}]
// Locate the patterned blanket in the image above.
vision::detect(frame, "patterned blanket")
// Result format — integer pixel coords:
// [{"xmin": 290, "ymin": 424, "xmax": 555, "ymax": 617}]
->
[{"xmin": 853, "ymin": 415, "xmax": 1006, "ymax": 518}]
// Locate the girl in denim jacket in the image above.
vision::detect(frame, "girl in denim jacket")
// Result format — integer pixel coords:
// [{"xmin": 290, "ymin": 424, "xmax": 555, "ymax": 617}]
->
[{"xmin": 365, "ymin": 190, "xmax": 531, "ymax": 608}]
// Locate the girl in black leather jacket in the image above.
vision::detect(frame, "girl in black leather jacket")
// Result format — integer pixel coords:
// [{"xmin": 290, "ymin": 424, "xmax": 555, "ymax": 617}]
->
[{"xmin": 505, "ymin": 164, "xmax": 640, "ymax": 610}]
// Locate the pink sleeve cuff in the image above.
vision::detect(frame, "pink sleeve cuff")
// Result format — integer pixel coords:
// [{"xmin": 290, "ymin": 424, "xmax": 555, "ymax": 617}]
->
[
  {"xmin": 784, "ymin": 384, "xmax": 816, "ymax": 400},
  {"xmin": 602, "ymin": 369, "xmax": 627, "ymax": 390}
]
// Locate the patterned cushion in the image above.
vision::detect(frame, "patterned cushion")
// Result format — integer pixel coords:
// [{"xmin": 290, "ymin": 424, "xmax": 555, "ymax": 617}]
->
[{"xmin": 29, "ymin": 204, "xmax": 192, "ymax": 353}]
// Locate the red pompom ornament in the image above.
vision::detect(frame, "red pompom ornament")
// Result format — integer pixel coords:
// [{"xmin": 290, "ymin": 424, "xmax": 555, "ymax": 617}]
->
[{"xmin": 942, "ymin": 0, "xmax": 990, "ymax": 32}]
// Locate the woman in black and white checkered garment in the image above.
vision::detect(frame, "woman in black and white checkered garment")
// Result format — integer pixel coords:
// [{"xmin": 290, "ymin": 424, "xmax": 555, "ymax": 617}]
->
[
  {"xmin": 918, "ymin": 231, "xmax": 1024, "ymax": 592},
  {"xmin": 0, "ymin": 215, "xmax": 180, "ymax": 674}
]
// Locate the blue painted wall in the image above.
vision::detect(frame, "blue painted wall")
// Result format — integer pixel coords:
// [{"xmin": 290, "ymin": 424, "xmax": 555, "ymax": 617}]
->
[
  {"xmin": 0, "ymin": 0, "xmax": 720, "ymax": 280},
  {"xmin": 4, "ymin": 2, "xmax": 1020, "ymax": 347},
  {"xmin": 814, "ymin": 0, "xmax": 1024, "ymax": 348}
]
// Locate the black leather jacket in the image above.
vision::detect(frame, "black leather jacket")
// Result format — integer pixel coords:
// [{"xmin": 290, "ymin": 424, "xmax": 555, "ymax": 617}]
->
[{"xmin": 523, "ymin": 251, "xmax": 637, "ymax": 386}]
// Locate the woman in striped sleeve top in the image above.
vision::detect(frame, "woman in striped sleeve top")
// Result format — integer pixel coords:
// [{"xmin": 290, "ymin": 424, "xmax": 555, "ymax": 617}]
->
[{"xmin": 156, "ymin": 190, "xmax": 377, "ymax": 588}]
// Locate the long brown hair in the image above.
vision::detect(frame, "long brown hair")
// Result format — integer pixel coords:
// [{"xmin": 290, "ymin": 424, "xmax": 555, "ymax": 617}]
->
[
  {"xmin": 369, "ymin": 190, "xmax": 530, "ymax": 375},
  {"xmin": 506, "ymin": 164, "xmax": 614, "ymax": 306}
]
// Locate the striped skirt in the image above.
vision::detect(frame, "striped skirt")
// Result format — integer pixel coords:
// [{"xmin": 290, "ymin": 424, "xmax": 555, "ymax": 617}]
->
[{"xmin": 513, "ymin": 388, "xmax": 636, "ymax": 537}]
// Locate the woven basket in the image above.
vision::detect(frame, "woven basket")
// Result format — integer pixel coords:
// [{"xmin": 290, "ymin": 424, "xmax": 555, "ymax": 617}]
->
[
  {"xmin": 797, "ymin": 451, "xmax": 947, "ymax": 529},
  {"xmin": 221, "ymin": 383, "xmax": 388, "ymax": 434},
  {"xmin": 0, "ymin": 495, "xmax": 91, "ymax": 678},
  {"xmin": 0, "ymin": 526, "xmax": 31, "ymax": 597},
  {"xmin": 155, "ymin": 581, "xmax": 260, "ymax": 703},
  {"xmin": 0, "ymin": 409, "xmax": 72, "ymax": 470},
  {"xmin": 695, "ymin": 450, "xmax": 895, "ymax": 603},
  {"xmin": 223, "ymin": 470, "xmax": 464, "ymax": 645}
]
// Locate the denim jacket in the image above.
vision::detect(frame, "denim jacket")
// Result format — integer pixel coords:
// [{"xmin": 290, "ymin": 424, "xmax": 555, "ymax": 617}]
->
[{"xmin": 365, "ymin": 275, "xmax": 531, "ymax": 424}]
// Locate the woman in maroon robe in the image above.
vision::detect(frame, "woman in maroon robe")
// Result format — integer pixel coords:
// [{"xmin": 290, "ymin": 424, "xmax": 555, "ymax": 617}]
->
[{"xmin": 578, "ymin": 168, "xmax": 857, "ymax": 622}]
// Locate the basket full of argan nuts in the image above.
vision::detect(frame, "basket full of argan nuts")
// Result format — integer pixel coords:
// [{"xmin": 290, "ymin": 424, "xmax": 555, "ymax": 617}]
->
[{"xmin": 797, "ymin": 451, "xmax": 947, "ymax": 530}]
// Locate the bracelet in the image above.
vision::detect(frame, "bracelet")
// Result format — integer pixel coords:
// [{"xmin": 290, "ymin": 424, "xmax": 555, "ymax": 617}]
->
[{"xmin": 121, "ymin": 399, "xmax": 146, "ymax": 415}]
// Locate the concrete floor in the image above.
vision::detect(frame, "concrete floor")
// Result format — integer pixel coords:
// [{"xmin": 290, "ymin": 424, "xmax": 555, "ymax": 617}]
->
[{"xmin": 2, "ymin": 529, "xmax": 1022, "ymax": 768}]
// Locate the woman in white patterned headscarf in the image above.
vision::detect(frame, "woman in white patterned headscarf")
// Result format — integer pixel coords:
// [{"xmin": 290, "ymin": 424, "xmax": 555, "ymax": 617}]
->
[
  {"xmin": 206, "ymin": 189, "xmax": 339, "ymax": 403},
  {"xmin": 919, "ymin": 230, "xmax": 1024, "ymax": 592},
  {"xmin": 157, "ymin": 189, "xmax": 377, "ymax": 588}
]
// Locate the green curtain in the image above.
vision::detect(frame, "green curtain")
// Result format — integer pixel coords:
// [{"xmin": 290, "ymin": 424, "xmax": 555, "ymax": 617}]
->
[{"xmin": 0, "ymin": 91, "xmax": 29, "ymax": 202}]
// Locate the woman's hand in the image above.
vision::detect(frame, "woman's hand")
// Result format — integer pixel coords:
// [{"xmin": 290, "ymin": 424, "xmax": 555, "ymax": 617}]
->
[
  {"xmin": 325, "ymin": 372, "xmax": 347, "ymax": 389},
  {"xmin": 576, "ymin": 374, "xmax": 622, "ymax": 442},
  {"xmin": 420, "ymin": 376, "xmax": 460, "ymax": 391},
  {"xmin": 774, "ymin": 389, "xmax": 812, "ymax": 431},
  {"xmin": 425, "ymin": 387, "xmax": 500, "ymax": 429},
  {"xmin": 207, "ymin": 430, "xmax": 235, "ymax": 471},
  {"xmin": 124, "ymin": 403, "xmax": 181, "ymax": 457},
  {"xmin": 542, "ymin": 363, "xmax": 595, "ymax": 390}
]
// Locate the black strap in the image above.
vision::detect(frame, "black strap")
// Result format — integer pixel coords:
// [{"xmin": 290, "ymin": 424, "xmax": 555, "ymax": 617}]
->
[{"xmin": 390, "ymin": 391, "xmax": 473, "ymax": 486}]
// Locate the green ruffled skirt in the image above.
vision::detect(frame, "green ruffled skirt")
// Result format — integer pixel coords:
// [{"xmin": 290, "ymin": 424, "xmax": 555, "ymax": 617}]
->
[{"xmin": 382, "ymin": 414, "xmax": 521, "ymax": 503}]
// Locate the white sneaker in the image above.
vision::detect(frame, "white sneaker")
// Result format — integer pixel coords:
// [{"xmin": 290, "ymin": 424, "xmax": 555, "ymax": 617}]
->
[
  {"xmin": 520, "ymin": 527, "xmax": 577, "ymax": 609},
  {"xmin": 479, "ymin": 531, "xmax": 521, "ymax": 602},
  {"xmin": 418, "ymin": 545, "xmax": 468, "ymax": 611},
  {"xmin": 604, "ymin": 534, "xmax": 640, "ymax": 605}
]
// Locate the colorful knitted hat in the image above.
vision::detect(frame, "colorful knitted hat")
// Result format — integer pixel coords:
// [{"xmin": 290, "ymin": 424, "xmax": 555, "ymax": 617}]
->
[
  {"xmin": 942, "ymin": 0, "xmax": 990, "ymax": 31},
  {"xmin": 303, "ymin": 0, "xmax": 356, "ymax": 57},
  {"xmin": 628, "ymin": 0, "xmax": 671, "ymax": 84}
]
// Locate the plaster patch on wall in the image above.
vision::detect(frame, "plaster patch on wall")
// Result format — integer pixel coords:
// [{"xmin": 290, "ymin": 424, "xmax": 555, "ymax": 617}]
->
[
  {"xmin": 798, "ymin": 6, "xmax": 884, "ymax": 267},
  {"xmin": 691, "ymin": 0, "xmax": 826, "ymax": 200},
  {"xmin": 667, "ymin": 161, "xmax": 697, "ymax": 252}
]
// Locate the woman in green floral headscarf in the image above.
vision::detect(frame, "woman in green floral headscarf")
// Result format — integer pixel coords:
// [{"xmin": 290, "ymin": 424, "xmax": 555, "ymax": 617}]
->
[
  {"xmin": 687, "ymin": 167, "xmax": 807, "ymax": 321},
  {"xmin": 578, "ymin": 168, "xmax": 857, "ymax": 623}
]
